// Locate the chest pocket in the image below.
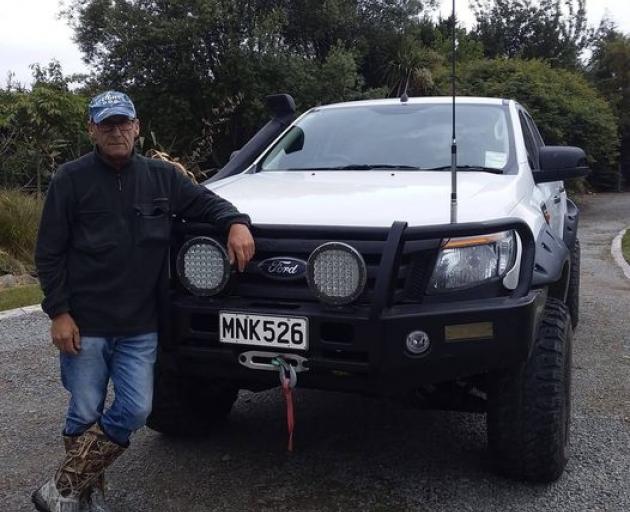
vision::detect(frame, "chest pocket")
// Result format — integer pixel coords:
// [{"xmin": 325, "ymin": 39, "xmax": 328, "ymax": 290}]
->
[
  {"xmin": 72, "ymin": 210, "xmax": 118, "ymax": 253},
  {"xmin": 134, "ymin": 198, "xmax": 171, "ymax": 247}
]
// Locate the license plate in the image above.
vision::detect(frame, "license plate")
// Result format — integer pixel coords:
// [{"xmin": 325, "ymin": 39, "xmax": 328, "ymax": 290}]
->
[{"xmin": 219, "ymin": 312, "xmax": 308, "ymax": 350}]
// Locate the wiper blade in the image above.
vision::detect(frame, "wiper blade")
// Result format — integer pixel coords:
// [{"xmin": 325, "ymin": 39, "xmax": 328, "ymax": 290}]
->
[
  {"xmin": 286, "ymin": 164, "xmax": 422, "ymax": 171},
  {"xmin": 422, "ymin": 165, "xmax": 504, "ymax": 174},
  {"xmin": 337, "ymin": 164, "xmax": 422, "ymax": 170}
]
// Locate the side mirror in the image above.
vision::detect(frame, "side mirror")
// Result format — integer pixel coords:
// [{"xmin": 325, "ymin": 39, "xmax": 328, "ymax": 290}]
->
[
  {"xmin": 534, "ymin": 146, "xmax": 590, "ymax": 183},
  {"xmin": 285, "ymin": 127, "xmax": 305, "ymax": 154}
]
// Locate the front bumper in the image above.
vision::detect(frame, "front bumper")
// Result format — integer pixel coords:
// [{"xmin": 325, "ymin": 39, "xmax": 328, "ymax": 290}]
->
[
  {"xmin": 160, "ymin": 217, "xmax": 542, "ymax": 395},
  {"xmin": 164, "ymin": 288, "xmax": 546, "ymax": 395}
]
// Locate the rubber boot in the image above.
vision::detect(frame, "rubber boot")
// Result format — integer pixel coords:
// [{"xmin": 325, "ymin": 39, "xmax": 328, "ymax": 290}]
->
[
  {"xmin": 63, "ymin": 436, "xmax": 109, "ymax": 512},
  {"xmin": 32, "ymin": 425, "xmax": 125, "ymax": 512}
]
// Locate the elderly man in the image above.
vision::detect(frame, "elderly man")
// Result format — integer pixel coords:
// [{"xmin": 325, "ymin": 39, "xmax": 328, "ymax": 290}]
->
[{"xmin": 32, "ymin": 91, "xmax": 255, "ymax": 512}]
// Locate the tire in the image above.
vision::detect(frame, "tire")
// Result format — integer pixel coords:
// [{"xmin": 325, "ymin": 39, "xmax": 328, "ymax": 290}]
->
[
  {"xmin": 566, "ymin": 238, "xmax": 580, "ymax": 329},
  {"xmin": 146, "ymin": 361, "xmax": 238, "ymax": 436},
  {"xmin": 486, "ymin": 297, "xmax": 572, "ymax": 482}
]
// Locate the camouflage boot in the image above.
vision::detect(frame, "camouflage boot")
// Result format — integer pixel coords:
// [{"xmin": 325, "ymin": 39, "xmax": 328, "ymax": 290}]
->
[
  {"xmin": 32, "ymin": 425, "xmax": 125, "ymax": 512},
  {"xmin": 63, "ymin": 436, "xmax": 109, "ymax": 512}
]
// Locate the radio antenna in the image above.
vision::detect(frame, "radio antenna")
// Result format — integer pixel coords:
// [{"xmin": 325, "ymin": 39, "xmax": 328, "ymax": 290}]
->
[{"xmin": 450, "ymin": 0, "xmax": 458, "ymax": 224}]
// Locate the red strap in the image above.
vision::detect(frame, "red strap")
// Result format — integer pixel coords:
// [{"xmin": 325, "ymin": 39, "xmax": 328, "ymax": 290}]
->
[{"xmin": 282, "ymin": 379, "xmax": 295, "ymax": 452}]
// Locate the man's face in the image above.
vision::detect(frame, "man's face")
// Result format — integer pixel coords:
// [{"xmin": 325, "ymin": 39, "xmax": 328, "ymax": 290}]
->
[{"xmin": 89, "ymin": 115, "xmax": 140, "ymax": 162}]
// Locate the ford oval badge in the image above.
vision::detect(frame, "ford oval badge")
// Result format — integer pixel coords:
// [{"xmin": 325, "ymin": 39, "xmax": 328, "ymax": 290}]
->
[{"xmin": 258, "ymin": 257, "xmax": 307, "ymax": 280}]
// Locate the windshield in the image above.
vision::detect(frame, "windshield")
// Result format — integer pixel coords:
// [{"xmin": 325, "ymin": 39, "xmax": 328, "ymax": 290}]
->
[{"xmin": 259, "ymin": 103, "xmax": 513, "ymax": 172}]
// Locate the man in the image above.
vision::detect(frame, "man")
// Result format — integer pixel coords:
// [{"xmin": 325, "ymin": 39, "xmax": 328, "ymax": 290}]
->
[{"xmin": 32, "ymin": 91, "xmax": 255, "ymax": 512}]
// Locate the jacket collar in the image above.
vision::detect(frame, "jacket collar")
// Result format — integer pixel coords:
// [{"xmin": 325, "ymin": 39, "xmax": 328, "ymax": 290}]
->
[{"xmin": 93, "ymin": 146, "xmax": 140, "ymax": 172}]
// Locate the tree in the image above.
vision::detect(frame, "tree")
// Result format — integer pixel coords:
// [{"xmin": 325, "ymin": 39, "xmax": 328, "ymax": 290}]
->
[
  {"xmin": 62, "ymin": 0, "xmax": 434, "ymax": 167},
  {"xmin": 429, "ymin": 16, "xmax": 485, "ymax": 64},
  {"xmin": 385, "ymin": 35, "xmax": 443, "ymax": 96},
  {"xmin": 588, "ymin": 20, "xmax": 630, "ymax": 187},
  {"xmin": 0, "ymin": 61, "xmax": 90, "ymax": 192},
  {"xmin": 438, "ymin": 58, "xmax": 619, "ymax": 190},
  {"xmin": 471, "ymin": 0, "xmax": 591, "ymax": 69}
]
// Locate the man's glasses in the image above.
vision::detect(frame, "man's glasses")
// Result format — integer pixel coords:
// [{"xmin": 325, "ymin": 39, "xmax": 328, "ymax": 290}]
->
[{"xmin": 97, "ymin": 119, "xmax": 136, "ymax": 133}]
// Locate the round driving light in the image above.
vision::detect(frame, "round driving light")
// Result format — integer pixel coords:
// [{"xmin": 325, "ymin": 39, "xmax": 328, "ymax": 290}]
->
[
  {"xmin": 307, "ymin": 242, "xmax": 367, "ymax": 305},
  {"xmin": 176, "ymin": 236, "xmax": 230, "ymax": 296},
  {"xmin": 406, "ymin": 330, "xmax": 431, "ymax": 355}
]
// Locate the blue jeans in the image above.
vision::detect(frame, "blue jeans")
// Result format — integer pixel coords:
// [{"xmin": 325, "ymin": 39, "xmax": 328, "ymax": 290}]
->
[{"xmin": 60, "ymin": 332, "xmax": 158, "ymax": 446}]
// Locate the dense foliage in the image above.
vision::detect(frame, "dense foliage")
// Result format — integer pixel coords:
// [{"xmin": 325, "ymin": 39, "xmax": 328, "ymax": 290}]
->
[
  {"xmin": 62, "ymin": 0, "xmax": 434, "ymax": 164},
  {"xmin": 588, "ymin": 22, "xmax": 630, "ymax": 185},
  {"xmin": 0, "ymin": 0, "xmax": 627, "ymax": 191},
  {"xmin": 0, "ymin": 62, "xmax": 90, "ymax": 194},
  {"xmin": 471, "ymin": 0, "xmax": 591, "ymax": 68}
]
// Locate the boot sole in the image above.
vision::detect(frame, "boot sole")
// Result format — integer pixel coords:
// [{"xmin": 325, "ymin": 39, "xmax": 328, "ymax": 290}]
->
[{"xmin": 31, "ymin": 491, "xmax": 50, "ymax": 512}]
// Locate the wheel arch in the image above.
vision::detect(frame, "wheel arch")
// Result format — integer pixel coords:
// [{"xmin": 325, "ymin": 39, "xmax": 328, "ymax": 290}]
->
[
  {"xmin": 562, "ymin": 198, "xmax": 580, "ymax": 252},
  {"xmin": 531, "ymin": 225, "xmax": 570, "ymax": 301}
]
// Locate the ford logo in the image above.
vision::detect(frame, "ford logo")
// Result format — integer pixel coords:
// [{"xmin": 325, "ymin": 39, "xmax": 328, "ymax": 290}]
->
[{"xmin": 258, "ymin": 257, "xmax": 307, "ymax": 280}]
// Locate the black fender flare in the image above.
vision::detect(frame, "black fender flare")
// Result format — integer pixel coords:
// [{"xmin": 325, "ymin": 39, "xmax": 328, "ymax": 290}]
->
[
  {"xmin": 532, "ymin": 225, "xmax": 570, "ymax": 301},
  {"xmin": 531, "ymin": 198, "xmax": 579, "ymax": 301},
  {"xmin": 563, "ymin": 198, "xmax": 579, "ymax": 251}
]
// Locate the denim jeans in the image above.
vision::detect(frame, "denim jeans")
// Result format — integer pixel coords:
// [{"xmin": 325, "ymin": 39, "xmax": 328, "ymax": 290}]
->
[{"xmin": 60, "ymin": 332, "xmax": 158, "ymax": 446}]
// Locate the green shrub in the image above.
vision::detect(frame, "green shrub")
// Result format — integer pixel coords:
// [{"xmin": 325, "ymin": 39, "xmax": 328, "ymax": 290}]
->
[
  {"xmin": 0, "ymin": 67, "xmax": 90, "ymax": 192},
  {"xmin": 623, "ymin": 230, "xmax": 630, "ymax": 265},
  {"xmin": 0, "ymin": 189, "xmax": 43, "ymax": 270}
]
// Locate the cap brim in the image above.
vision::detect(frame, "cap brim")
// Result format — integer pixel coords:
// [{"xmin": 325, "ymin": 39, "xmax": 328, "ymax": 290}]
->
[{"xmin": 92, "ymin": 106, "xmax": 136, "ymax": 124}]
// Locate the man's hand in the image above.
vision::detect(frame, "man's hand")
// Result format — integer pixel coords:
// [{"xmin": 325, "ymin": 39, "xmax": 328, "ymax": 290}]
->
[
  {"xmin": 227, "ymin": 223, "xmax": 255, "ymax": 272},
  {"xmin": 51, "ymin": 312, "xmax": 81, "ymax": 355}
]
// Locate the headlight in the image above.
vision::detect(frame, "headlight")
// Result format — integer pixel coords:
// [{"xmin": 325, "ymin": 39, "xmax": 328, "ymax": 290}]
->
[
  {"xmin": 307, "ymin": 242, "xmax": 367, "ymax": 305},
  {"xmin": 176, "ymin": 237, "xmax": 230, "ymax": 296},
  {"xmin": 427, "ymin": 230, "xmax": 516, "ymax": 293}
]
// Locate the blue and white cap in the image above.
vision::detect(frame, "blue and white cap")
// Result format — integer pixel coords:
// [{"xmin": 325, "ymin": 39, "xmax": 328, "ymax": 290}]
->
[{"xmin": 89, "ymin": 90, "xmax": 136, "ymax": 124}]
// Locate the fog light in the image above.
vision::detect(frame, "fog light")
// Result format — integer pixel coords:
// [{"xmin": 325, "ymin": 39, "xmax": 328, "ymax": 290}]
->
[{"xmin": 406, "ymin": 330, "xmax": 430, "ymax": 355}]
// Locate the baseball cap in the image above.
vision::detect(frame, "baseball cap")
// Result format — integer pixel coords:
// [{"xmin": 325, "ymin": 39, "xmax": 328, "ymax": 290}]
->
[{"xmin": 89, "ymin": 91, "xmax": 136, "ymax": 124}]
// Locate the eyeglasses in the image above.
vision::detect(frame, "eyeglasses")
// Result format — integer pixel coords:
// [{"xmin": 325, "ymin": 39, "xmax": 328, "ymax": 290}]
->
[{"xmin": 97, "ymin": 119, "xmax": 136, "ymax": 133}]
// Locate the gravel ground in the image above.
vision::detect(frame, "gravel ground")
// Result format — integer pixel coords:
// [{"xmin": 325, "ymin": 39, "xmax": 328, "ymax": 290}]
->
[{"xmin": 1, "ymin": 193, "xmax": 629, "ymax": 512}]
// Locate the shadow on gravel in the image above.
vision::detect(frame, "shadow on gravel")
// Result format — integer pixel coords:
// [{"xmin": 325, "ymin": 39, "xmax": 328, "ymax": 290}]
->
[{"xmin": 121, "ymin": 391, "xmax": 501, "ymax": 511}]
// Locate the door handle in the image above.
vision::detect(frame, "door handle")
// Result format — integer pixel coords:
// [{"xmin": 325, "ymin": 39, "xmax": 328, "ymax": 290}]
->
[{"xmin": 552, "ymin": 195, "xmax": 561, "ymax": 204}]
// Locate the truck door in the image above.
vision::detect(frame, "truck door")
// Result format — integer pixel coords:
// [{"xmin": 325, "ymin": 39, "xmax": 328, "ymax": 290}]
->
[{"xmin": 518, "ymin": 109, "xmax": 565, "ymax": 238}]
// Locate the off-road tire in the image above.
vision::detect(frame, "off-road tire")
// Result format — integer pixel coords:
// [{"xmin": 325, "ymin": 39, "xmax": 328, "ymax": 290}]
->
[
  {"xmin": 147, "ymin": 361, "xmax": 238, "ymax": 436},
  {"xmin": 486, "ymin": 297, "xmax": 572, "ymax": 482},
  {"xmin": 566, "ymin": 238, "xmax": 580, "ymax": 329}
]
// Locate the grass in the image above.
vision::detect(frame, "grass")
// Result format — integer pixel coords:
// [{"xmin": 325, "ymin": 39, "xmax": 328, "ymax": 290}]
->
[
  {"xmin": 0, "ymin": 189, "xmax": 43, "ymax": 271},
  {"xmin": 622, "ymin": 229, "xmax": 630, "ymax": 265},
  {"xmin": 0, "ymin": 284, "xmax": 43, "ymax": 312}
]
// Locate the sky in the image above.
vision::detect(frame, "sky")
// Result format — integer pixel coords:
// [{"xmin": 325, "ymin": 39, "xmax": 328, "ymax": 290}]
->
[{"xmin": 1, "ymin": 0, "xmax": 629, "ymax": 87}]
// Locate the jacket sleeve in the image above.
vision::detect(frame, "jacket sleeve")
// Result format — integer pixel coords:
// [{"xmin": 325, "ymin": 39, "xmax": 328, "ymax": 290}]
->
[
  {"xmin": 35, "ymin": 169, "xmax": 74, "ymax": 319},
  {"xmin": 170, "ymin": 167, "xmax": 251, "ymax": 232}
]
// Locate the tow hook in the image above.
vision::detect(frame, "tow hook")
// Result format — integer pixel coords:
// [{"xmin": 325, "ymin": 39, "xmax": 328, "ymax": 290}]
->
[{"xmin": 237, "ymin": 351, "xmax": 309, "ymax": 373}]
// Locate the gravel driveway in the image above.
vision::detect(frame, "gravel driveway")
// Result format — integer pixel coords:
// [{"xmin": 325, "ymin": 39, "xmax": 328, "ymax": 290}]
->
[{"xmin": 1, "ymin": 193, "xmax": 629, "ymax": 512}]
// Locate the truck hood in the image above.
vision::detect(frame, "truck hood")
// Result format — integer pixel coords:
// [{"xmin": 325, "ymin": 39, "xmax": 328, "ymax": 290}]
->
[{"xmin": 208, "ymin": 171, "xmax": 522, "ymax": 227}]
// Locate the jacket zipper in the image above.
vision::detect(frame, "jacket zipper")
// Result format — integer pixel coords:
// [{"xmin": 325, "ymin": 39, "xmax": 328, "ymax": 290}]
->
[{"xmin": 117, "ymin": 174, "xmax": 122, "ymax": 192}]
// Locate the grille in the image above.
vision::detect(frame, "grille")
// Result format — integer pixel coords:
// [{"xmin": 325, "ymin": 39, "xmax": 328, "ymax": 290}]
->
[{"xmin": 227, "ymin": 233, "xmax": 388, "ymax": 303}]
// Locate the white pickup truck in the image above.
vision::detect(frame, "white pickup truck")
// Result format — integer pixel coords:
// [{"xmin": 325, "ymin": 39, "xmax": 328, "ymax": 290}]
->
[{"xmin": 148, "ymin": 95, "xmax": 587, "ymax": 483}]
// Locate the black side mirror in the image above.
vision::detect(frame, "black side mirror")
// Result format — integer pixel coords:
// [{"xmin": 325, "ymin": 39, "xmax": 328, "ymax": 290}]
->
[
  {"xmin": 534, "ymin": 146, "xmax": 590, "ymax": 183},
  {"xmin": 285, "ymin": 127, "xmax": 305, "ymax": 154}
]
